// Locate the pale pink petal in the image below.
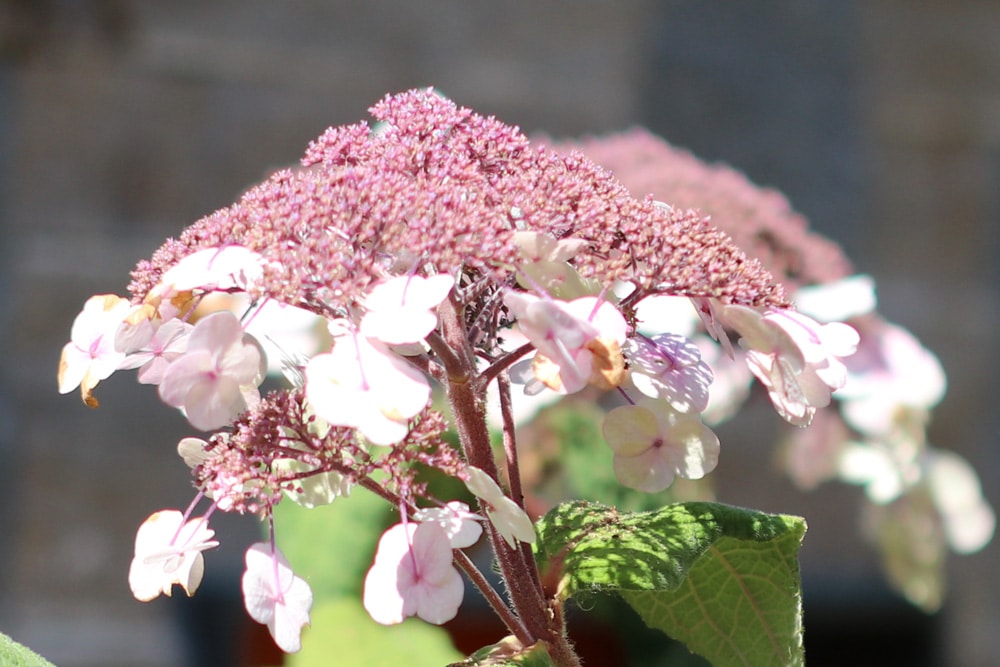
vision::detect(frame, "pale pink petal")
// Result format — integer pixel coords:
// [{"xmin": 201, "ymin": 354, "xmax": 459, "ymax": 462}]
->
[
  {"xmin": 361, "ymin": 274, "xmax": 455, "ymax": 345},
  {"xmin": 463, "ymin": 467, "xmax": 536, "ymax": 548},
  {"xmin": 602, "ymin": 405, "xmax": 662, "ymax": 458},
  {"xmin": 613, "ymin": 446, "xmax": 678, "ymax": 493},
  {"xmin": 363, "ymin": 523, "xmax": 463, "ymax": 626},
  {"xmin": 128, "ymin": 511, "xmax": 218, "ymax": 601},
  {"xmin": 158, "ymin": 352, "xmax": 211, "ymax": 405},
  {"xmin": 625, "ymin": 334, "xmax": 713, "ymax": 413},
  {"xmin": 305, "ymin": 332, "xmax": 430, "ymax": 445},
  {"xmin": 242, "ymin": 543, "xmax": 312, "ymax": 653}
]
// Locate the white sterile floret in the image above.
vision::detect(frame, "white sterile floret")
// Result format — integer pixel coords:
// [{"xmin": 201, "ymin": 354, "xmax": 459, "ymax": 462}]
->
[
  {"xmin": 304, "ymin": 325, "xmax": 430, "ymax": 446},
  {"xmin": 242, "ymin": 543, "xmax": 313, "ymax": 653},
  {"xmin": 414, "ymin": 501, "xmax": 484, "ymax": 548},
  {"xmin": 128, "ymin": 510, "xmax": 219, "ymax": 601},
  {"xmin": 513, "ymin": 231, "xmax": 589, "ymax": 264},
  {"xmin": 602, "ymin": 399, "xmax": 720, "ymax": 493},
  {"xmin": 722, "ymin": 304, "xmax": 859, "ymax": 426},
  {"xmin": 58, "ymin": 294, "xmax": 132, "ymax": 406},
  {"xmin": 158, "ymin": 311, "xmax": 265, "ymax": 431},
  {"xmin": 363, "ymin": 522, "xmax": 464, "ymax": 625},
  {"xmin": 463, "ymin": 466, "xmax": 536, "ymax": 548},
  {"xmin": 513, "ymin": 231, "xmax": 593, "ymax": 299},
  {"xmin": 633, "ymin": 294, "xmax": 700, "ymax": 337},
  {"xmin": 237, "ymin": 297, "xmax": 329, "ymax": 376},
  {"xmin": 360, "ymin": 274, "xmax": 455, "ymax": 345},
  {"xmin": 153, "ymin": 245, "xmax": 265, "ymax": 296},
  {"xmin": 504, "ymin": 292, "xmax": 627, "ymax": 394},
  {"xmin": 625, "ymin": 333, "xmax": 713, "ymax": 414}
]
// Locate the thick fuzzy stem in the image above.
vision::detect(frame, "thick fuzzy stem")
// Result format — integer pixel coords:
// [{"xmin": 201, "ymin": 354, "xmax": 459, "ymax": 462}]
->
[{"xmin": 436, "ymin": 295, "xmax": 576, "ymax": 662}]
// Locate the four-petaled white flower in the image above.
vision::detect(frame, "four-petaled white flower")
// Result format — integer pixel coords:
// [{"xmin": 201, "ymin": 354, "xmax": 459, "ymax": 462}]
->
[
  {"xmin": 463, "ymin": 466, "xmax": 536, "ymax": 549},
  {"xmin": 58, "ymin": 294, "xmax": 131, "ymax": 406},
  {"xmin": 158, "ymin": 311, "xmax": 264, "ymax": 431},
  {"xmin": 625, "ymin": 333, "xmax": 713, "ymax": 414},
  {"xmin": 360, "ymin": 274, "xmax": 455, "ymax": 345},
  {"xmin": 362, "ymin": 522, "xmax": 464, "ymax": 626},
  {"xmin": 242, "ymin": 542, "xmax": 313, "ymax": 653},
  {"xmin": 128, "ymin": 510, "xmax": 219, "ymax": 601},
  {"xmin": 602, "ymin": 400, "xmax": 720, "ymax": 493},
  {"xmin": 305, "ymin": 326, "xmax": 430, "ymax": 445},
  {"xmin": 722, "ymin": 305, "xmax": 859, "ymax": 426}
]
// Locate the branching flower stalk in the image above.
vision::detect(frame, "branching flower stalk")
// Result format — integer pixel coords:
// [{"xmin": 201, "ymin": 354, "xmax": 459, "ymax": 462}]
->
[{"xmin": 56, "ymin": 89, "xmax": 992, "ymax": 662}]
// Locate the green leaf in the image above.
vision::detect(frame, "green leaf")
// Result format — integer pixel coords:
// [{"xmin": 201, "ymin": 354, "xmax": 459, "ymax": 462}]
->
[
  {"xmin": 287, "ymin": 598, "xmax": 463, "ymax": 667},
  {"xmin": 448, "ymin": 636, "xmax": 554, "ymax": 667},
  {"xmin": 535, "ymin": 501, "xmax": 806, "ymax": 667},
  {"xmin": 0, "ymin": 633, "xmax": 57, "ymax": 667}
]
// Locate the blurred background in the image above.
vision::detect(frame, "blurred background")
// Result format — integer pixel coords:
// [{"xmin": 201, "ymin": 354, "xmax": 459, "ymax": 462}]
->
[{"xmin": 1, "ymin": 1, "xmax": 998, "ymax": 665}]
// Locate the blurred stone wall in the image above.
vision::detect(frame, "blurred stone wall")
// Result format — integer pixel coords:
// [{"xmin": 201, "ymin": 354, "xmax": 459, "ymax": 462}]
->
[
  {"xmin": 860, "ymin": 4, "xmax": 1000, "ymax": 664},
  {"xmin": 1, "ymin": 2, "xmax": 997, "ymax": 666}
]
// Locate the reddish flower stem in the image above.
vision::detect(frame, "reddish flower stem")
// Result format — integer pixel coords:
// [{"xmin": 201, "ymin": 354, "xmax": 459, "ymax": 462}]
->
[{"xmin": 436, "ymin": 296, "xmax": 574, "ymax": 656}]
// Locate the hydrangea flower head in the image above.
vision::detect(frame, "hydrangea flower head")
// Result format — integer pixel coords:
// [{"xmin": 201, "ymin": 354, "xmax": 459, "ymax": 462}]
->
[
  {"xmin": 128, "ymin": 90, "xmax": 787, "ymax": 318},
  {"xmin": 63, "ymin": 91, "xmax": 846, "ymax": 658}
]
